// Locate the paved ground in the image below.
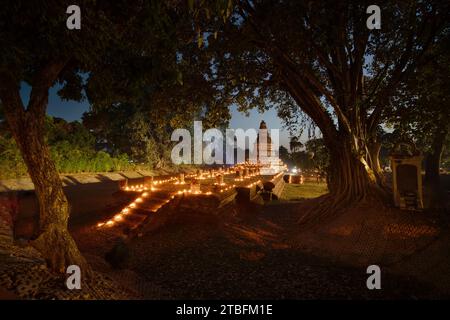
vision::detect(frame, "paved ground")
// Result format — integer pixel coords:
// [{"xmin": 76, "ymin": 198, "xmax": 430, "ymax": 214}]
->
[
  {"xmin": 2, "ymin": 175, "xmax": 449, "ymax": 299},
  {"xmin": 70, "ymin": 195, "xmax": 450, "ymax": 299}
]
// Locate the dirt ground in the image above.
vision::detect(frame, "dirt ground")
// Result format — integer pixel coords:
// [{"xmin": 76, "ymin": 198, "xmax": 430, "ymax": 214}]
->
[
  {"xmin": 71, "ymin": 196, "xmax": 450, "ymax": 299},
  {"xmin": 2, "ymin": 174, "xmax": 449, "ymax": 299}
]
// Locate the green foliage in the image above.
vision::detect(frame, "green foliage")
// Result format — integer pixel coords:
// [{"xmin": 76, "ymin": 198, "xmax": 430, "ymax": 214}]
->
[
  {"xmin": 82, "ymin": 103, "xmax": 179, "ymax": 169},
  {"xmin": 386, "ymin": 36, "xmax": 450, "ymax": 169},
  {"xmin": 305, "ymin": 138, "xmax": 329, "ymax": 174},
  {"xmin": 0, "ymin": 117, "xmax": 132, "ymax": 179},
  {"xmin": 278, "ymin": 138, "xmax": 329, "ymax": 173},
  {"xmin": 0, "ymin": 135, "xmax": 28, "ymax": 178},
  {"xmin": 278, "ymin": 145, "xmax": 291, "ymax": 167}
]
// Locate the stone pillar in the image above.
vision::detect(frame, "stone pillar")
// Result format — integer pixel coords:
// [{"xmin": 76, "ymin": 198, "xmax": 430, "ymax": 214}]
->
[
  {"xmin": 179, "ymin": 173, "xmax": 185, "ymax": 184},
  {"xmin": 118, "ymin": 179, "xmax": 128, "ymax": 190},
  {"xmin": 190, "ymin": 179, "xmax": 201, "ymax": 193}
]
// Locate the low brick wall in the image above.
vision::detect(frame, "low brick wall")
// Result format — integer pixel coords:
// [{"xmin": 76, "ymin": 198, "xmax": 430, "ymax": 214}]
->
[{"xmin": 271, "ymin": 174, "xmax": 285, "ymax": 198}]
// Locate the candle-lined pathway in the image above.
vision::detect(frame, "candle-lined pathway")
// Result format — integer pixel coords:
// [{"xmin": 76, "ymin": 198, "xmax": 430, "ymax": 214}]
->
[{"xmin": 95, "ymin": 165, "xmax": 283, "ymax": 236}]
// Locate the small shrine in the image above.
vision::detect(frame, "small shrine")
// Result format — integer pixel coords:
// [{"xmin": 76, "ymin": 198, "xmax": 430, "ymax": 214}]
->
[{"xmin": 390, "ymin": 141, "xmax": 424, "ymax": 210}]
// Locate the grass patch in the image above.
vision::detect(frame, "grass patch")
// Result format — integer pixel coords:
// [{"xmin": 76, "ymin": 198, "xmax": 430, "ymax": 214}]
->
[{"xmin": 280, "ymin": 182, "xmax": 328, "ymax": 201}]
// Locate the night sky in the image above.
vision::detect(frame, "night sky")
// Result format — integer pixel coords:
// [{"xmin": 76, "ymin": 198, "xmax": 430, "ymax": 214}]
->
[{"xmin": 20, "ymin": 82, "xmax": 292, "ymax": 149}]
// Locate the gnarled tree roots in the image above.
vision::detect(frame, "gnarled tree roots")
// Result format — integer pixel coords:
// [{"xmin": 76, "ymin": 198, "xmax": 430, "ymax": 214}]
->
[
  {"xmin": 298, "ymin": 184, "xmax": 390, "ymax": 229},
  {"xmin": 32, "ymin": 223, "xmax": 91, "ymax": 277}
]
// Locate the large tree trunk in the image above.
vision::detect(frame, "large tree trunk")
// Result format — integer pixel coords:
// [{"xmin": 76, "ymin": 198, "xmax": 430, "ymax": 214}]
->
[
  {"xmin": 19, "ymin": 118, "xmax": 89, "ymax": 274},
  {"xmin": 325, "ymin": 134, "xmax": 387, "ymax": 205},
  {"xmin": 367, "ymin": 140, "xmax": 386, "ymax": 187},
  {"xmin": 0, "ymin": 67, "xmax": 90, "ymax": 275},
  {"xmin": 299, "ymin": 132, "xmax": 389, "ymax": 225},
  {"xmin": 424, "ymin": 126, "xmax": 448, "ymax": 208}
]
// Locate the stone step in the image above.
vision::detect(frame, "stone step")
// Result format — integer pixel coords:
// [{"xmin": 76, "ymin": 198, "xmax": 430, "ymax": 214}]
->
[
  {"xmin": 128, "ymin": 208, "xmax": 155, "ymax": 217},
  {"xmin": 140, "ymin": 198, "xmax": 169, "ymax": 206},
  {"xmin": 122, "ymin": 215, "xmax": 150, "ymax": 229}
]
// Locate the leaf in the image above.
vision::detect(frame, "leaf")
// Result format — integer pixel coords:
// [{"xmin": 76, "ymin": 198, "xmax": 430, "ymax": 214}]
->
[
  {"xmin": 226, "ymin": 0, "xmax": 233, "ymax": 18},
  {"xmin": 176, "ymin": 71, "xmax": 183, "ymax": 85},
  {"xmin": 197, "ymin": 33, "xmax": 203, "ymax": 48}
]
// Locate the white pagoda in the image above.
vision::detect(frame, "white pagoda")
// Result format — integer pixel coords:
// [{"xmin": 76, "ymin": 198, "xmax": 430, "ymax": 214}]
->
[{"xmin": 252, "ymin": 121, "xmax": 287, "ymax": 175}]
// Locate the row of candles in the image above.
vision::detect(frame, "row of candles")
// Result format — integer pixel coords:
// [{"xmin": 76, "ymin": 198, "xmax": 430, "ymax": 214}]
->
[
  {"xmin": 176, "ymin": 189, "xmax": 213, "ymax": 195},
  {"xmin": 272, "ymin": 172, "xmax": 284, "ymax": 182},
  {"xmin": 234, "ymin": 173, "xmax": 260, "ymax": 182},
  {"xmin": 247, "ymin": 180, "xmax": 262, "ymax": 188},
  {"xmin": 123, "ymin": 177, "xmax": 177, "ymax": 192},
  {"xmin": 98, "ymin": 166, "xmax": 267, "ymax": 228},
  {"xmin": 97, "ymin": 190, "xmax": 175, "ymax": 228}
]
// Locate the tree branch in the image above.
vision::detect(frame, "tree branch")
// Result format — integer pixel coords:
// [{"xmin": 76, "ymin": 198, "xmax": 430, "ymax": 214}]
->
[{"xmin": 27, "ymin": 60, "xmax": 68, "ymax": 117}]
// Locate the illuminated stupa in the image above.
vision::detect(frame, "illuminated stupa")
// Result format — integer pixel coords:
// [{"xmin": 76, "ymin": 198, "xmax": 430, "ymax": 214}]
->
[{"xmin": 252, "ymin": 121, "xmax": 287, "ymax": 175}]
